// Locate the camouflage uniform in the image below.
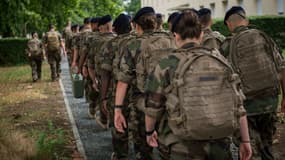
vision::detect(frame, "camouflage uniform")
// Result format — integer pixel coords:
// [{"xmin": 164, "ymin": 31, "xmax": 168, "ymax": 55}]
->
[
  {"xmin": 145, "ymin": 42, "xmax": 247, "ymax": 160},
  {"xmin": 117, "ymin": 31, "xmax": 175, "ymax": 160},
  {"xmin": 43, "ymin": 31, "xmax": 62, "ymax": 81},
  {"xmin": 220, "ymin": 25, "xmax": 283, "ymax": 160},
  {"xmin": 26, "ymin": 38, "xmax": 44, "ymax": 81},
  {"xmin": 201, "ymin": 28, "xmax": 225, "ymax": 49},
  {"xmin": 100, "ymin": 33, "xmax": 135, "ymax": 159},
  {"xmin": 62, "ymin": 27, "xmax": 73, "ymax": 65},
  {"xmin": 87, "ymin": 32, "xmax": 115, "ymax": 120},
  {"xmin": 84, "ymin": 31, "xmax": 101, "ymax": 116}
]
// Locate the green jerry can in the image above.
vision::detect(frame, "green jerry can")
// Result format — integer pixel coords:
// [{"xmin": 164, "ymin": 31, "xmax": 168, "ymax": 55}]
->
[{"xmin": 72, "ymin": 74, "xmax": 84, "ymax": 98}]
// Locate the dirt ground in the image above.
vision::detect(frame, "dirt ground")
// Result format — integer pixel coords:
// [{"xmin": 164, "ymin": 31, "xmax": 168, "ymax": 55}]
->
[{"xmin": 0, "ymin": 63, "xmax": 81, "ymax": 159}]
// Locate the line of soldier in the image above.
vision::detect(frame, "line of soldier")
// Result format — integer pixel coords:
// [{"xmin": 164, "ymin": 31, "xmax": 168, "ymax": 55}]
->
[{"xmin": 32, "ymin": 5, "xmax": 284, "ymax": 160}]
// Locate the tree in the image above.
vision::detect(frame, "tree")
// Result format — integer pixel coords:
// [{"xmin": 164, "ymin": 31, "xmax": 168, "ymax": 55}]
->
[
  {"xmin": 124, "ymin": 0, "xmax": 141, "ymax": 16},
  {"xmin": 0, "ymin": 0, "xmax": 124, "ymax": 37}
]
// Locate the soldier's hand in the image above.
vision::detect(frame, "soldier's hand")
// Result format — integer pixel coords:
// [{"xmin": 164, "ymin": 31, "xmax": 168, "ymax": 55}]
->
[
  {"xmin": 239, "ymin": 142, "xmax": 252, "ymax": 160},
  {"xmin": 146, "ymin": 131, "xmax": 158, "ymax": 147},
  {"xmin": 281, "ymin": 98, "xmax": 285, "ymax": 114},
  {"xmin": 92, "ymin": 82, "xmax": 99, "ymax": 92},
  {"xmin": 114, "ymin": 108, "xmax": 127, "ymax": 133}
]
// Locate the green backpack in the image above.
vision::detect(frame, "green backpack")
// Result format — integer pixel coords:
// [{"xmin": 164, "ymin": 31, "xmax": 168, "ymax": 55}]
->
[
  {"xmin": 46, "ymin": 31, "xmax": 60, "ymax": 51},
  {"xmin": 165, "ymin": 47, "xmax": 244, "ymax": 140},
  {"xmin": 229, "ymin": 29, "xmax": 283, "ymax": 98}
]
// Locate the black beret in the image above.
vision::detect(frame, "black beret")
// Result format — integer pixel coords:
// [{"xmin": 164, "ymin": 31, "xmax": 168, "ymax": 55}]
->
[
  {"xmin": 113, "ymin": 14, "xmax": 130, "ymax": 29},
  {"xmin": 224, "ymin": 6, "xmax": 246, "ymax": 25},
  {"xmin": 198, "ymin": 8, "xmax": 211, "ymax": 17},
  {"xmin": 171, "ymin": 13, "xmax": 182, "ymax": 33},
  {"xmin": 83, "ymin": 17, "xmax": 91, "ymax": 24},
  {"xmin": 98, "ymin": 15, "xmax": 112, "ymax": 26},
  {"xmin": 91, "ymin": 17, "xmax": 101, "ymax": 23},
  {"xmin": 133, "ymin": 7, "xmax": 155, "ymax": 23},
  {"xmin": 167, "ymin": 12, "xmax": 180, "ymax": 23},
  {"xmin": 156, "ymin": 13, "xmax": 162, "ymax": 19}
]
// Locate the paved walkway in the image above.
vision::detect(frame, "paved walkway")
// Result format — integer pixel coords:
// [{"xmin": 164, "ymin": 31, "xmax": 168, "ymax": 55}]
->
[{"xmin": 60, "ymin": 57, "xmax": 113, "ymax": 160}]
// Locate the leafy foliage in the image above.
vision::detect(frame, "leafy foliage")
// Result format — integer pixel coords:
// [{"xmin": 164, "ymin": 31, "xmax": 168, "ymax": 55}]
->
[
  {"xmin": 124, "ymin": 0, "xmax": 141, "ymax": 16},
  {"xmin": 0, "ymin": 38, "xmax": 28, "ymax": 66},
  {"xmin": 0, "ymin": 0, "xmax": 124, "ymax": 37},
  {"xmin": 212, "ymin": 16, "xmax": 285, "ymax": 48}
]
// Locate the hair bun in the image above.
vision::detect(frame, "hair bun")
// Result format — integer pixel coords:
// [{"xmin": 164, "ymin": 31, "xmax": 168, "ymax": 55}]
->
[{"xmin": 183, "ymin": 12, "xmax": 199, "ymax": 27}]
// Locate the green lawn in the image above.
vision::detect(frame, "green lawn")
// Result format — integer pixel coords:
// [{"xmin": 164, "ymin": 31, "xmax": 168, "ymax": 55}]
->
[{"xmin": 0, "ymin": 62, "xmax": 74, "ymax": 160}]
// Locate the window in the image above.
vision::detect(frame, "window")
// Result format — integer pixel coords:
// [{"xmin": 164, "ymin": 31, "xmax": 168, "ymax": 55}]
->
[
  {"xmin": 237, "ymin": 0, "xmax": 244, "ymax": 7},
  {"xmin": 223, "ymin": 0, "xmax": 229, "ymax": 12},
  {"xmin": 210, "ymin": 3, "xmax": 215, "ymax": 17},
  {"xmin": 256, "ymin": 0, "xmax": 262, "ymax": 15},
  {"xmin": 278, "ymin": 0, "xmax": 284, "ymax": 15}
]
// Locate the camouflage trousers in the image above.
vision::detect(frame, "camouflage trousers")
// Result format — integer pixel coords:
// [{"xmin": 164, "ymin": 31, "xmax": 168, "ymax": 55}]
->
[
  {"xmin": 85, "ymin": 76, "xmax": 100, "ymax": 116},
  {"xmin": 234, "ymin": 113, "xmax": 277, "ymax": 160},
  {"xmin": 129, "ymin": 105, "xmax": 154, "ymax": 160},
  {"xmin": 47, "ymin": 49, "xmax": 61, "ymax": 81},
  {"xmin": 168, "ymin": 138, "xmax": 232, "ymax": 160},
  {"xmin": 109, "ymin": 105, "xmax": 130, "ymax": 160},
  {"xmin": 29, "ymin": 56, "xmax": 42, "ymax": 81}
]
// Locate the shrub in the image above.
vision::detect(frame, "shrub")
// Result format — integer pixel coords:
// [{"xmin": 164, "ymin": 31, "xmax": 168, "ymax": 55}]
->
[
  {"xmin": 212, "ymin": 16, "xmax": 285, "ymax": 48},
  {"xmin": 0, "ymin": 38, "xmax": 28, "ymax": 66}
]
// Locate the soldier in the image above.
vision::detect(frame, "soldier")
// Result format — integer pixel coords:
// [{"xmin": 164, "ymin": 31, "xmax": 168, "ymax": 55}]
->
[
  {"xmin": 167, "ymin": 12, "xmax": 179, "ymax": 31},
  {"xmin": 156, "ymin": 13, "xmax": 164, "ymax": 31},
  {"xmin": 72, "ymin": 17, "xmax": 92, "ymax": 71},
  {"xmin": 114, "ymin": 7, "xmax": 175, "ymax": 160},
  {"xmin": 198, "ymin": 8, "xmax": 225, "ymax": 49},
  {"xmin": 26, "ymin": 32, "xmax": 44, "ymax": 82},
  {"xmin": 43, "ymin": 24, "xmax": 65, "ymax": 81},
  {"xmin": 87, "ymin": 15, "xmax": 115, "ymax": 126},
  {"xmin": 91, "ymin": 17, "xmax": 100, "ymax": 32},
  {"xmin": 144, "ymin": 10, "xmax": 252, "ymax": 160},
  {"xmin": 221, "ymin": 6, "xmax": 285, "ymax": 160},
  {"xmin": 100, "ymin": 13, "xmax": 134, "ymax": 160},
  {"xmin": 62, "ymin": 20, "xmax": 73, "ymax": 65}
]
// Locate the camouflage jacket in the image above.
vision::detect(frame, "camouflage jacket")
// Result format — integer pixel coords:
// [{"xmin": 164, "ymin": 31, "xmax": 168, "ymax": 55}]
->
[
  {"xmin": 76, "ymin": 27, "xmax": 92, "ymax": 56},
  {"xmin": 87, "ymin": 32, "xmax": 115, "ymax": 76},
  {"xmin": 117, "ymin": 31, "xmax": 175, "ymax": 100},
  {"xmin": 220, "ymin": 25, "xmax": 281, "ymax": 115},
  {"xmin": 100, "ymin": 33, "xmax": 135, "ymax": 104},
  {"xmin": 62, "ymin": 27, "xmax": 73, "ymax": 50}
]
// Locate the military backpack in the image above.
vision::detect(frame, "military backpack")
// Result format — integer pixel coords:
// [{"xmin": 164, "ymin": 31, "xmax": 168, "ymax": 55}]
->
[
  {"xmin": 165, "ymin": 47, "xmax": 244, "ymax": 140},
  {"xmin": 46, "ymin": 31, "xmax": 60, "ymax": 51},
  {"xmin": 28, "ymin": 39, "xmax": 41, "ymax": 56},
  {"xmin": 229, "ymin": 29, "xmax": 283, "ymax": 98}
]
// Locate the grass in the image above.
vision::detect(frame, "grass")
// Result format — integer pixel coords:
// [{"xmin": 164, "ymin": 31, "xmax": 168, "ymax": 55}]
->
[{"xmin": 0, "ymin": 62, "xmax": 74, "ymax": 160}]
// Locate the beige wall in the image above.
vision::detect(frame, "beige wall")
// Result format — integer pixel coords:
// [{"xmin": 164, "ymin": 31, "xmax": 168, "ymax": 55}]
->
[{"xmin": 141, "ymin": 0, "xmax": 285, "ymax": 20}]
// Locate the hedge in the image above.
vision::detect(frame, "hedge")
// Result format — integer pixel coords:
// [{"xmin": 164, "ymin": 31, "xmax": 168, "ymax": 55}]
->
[
  {"xmin": 212, "ymin": 16, "xmax": 285, "ymax": 48},
  {"xmin": 0, "ymin": 38, "xmax": 28, "ymax": 66}
]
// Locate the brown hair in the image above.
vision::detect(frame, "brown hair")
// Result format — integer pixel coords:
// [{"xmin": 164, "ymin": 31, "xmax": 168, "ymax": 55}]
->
[
  {"xmin": 136, "ymin": 13, "xmax": 157, "ymax": 31},
  {"xmin": 173, "ymin": 11, "xmax": 202, "ymax": 40},
  {"xmin": 199, "ymin": 14, "xmax": 211, "ymax": 27}
]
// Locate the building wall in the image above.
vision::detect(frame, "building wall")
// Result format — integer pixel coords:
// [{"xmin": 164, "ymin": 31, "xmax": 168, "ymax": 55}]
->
[{"xmin": 141, "ymin": 0, "xmax": 285, "ymax": 20}]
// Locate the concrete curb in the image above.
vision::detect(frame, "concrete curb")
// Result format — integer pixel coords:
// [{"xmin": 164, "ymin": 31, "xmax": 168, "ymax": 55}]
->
[{"xmin": 59, "ymin": 78, "xmax": 87, "ymax": 160}]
